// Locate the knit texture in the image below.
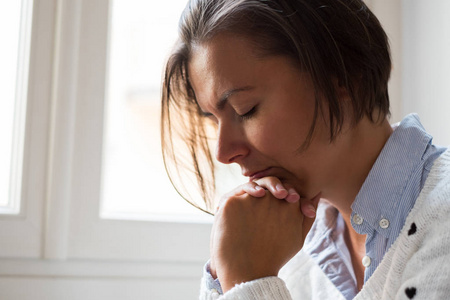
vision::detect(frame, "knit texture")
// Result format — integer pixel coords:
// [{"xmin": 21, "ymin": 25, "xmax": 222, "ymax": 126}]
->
[
  {"xmin": 200, "ymin": 276, "xmax": 292, "ymax": 300},
  {"xmin": 199, "ymin": 149, "xmax": 450, "ymax": 299}
]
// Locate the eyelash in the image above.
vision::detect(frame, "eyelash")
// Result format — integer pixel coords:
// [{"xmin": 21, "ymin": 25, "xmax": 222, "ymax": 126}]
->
[{"xmin": 238, "ymin": 106, "xmax": 257, "ymax": 120}]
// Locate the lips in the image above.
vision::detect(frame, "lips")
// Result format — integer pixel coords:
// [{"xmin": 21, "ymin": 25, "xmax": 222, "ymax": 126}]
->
[{"xmin": 246, "ymin": 167, "xmax": 273, "ymax": 182}]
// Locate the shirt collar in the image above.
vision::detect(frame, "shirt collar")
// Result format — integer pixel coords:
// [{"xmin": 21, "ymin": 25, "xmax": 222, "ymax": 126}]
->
[{"xmin": 351, "ymin": 114, "xmax": 433, "ymax": 237}]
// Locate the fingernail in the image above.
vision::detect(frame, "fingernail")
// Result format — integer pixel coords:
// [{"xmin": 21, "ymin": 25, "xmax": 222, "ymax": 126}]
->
[
  {"xmin": 286, "ymin": 194, "xmax": 300, "ymax": 203},
  {"xmin": 276, "ymin": 183, "xmax": 287, "ymax": 192},
  {"xmin": 254, "ymin": 185, "xmax": 264, "ymax": 191},
  {"xmin": 288, "ymin": 188, "xmax": 299, "ymax": 196},
  {"xmin": 306, "ymin": 204, "xmax": 316, "ymax": 218},
  {"xmin": 286, "ymin": 188, "xmax": 300, "ymax": 202}
]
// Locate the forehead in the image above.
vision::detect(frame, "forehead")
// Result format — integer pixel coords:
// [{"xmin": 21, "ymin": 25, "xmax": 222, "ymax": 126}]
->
[
  {"xmin": 188, "ymin": 34, "xmax": 259, "ymax": 83},
  {"xmin": 187, "ymin": 33, "xmax": 275, "ymax": 109}
]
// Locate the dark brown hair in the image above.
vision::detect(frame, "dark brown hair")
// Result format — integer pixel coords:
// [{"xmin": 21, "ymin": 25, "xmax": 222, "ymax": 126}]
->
[{"xmin": 161, "ymin": 0, "xmax": 392, "ymax": 214}]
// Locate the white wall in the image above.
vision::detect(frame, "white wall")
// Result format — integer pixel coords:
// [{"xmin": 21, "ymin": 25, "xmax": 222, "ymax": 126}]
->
[
  {"xmin": 0, "ymin": 278, "xmax": 200, "ymax": 300},
  {"xmin": 369, "ymin": 0, "xmax": 449, "ymax": 145},
  {"xmin": 367, "ymin": 0, "xmax": 403, "ymax": 124},
  {"xmin": 402, "ymin": 0, "xmax": 450, "ymax": 145}
]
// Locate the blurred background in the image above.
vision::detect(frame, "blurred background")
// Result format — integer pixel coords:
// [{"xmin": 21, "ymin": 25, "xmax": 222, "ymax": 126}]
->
[{"xmin": 0, "ymin": 0, "xmax": 449, "ymax": 299}]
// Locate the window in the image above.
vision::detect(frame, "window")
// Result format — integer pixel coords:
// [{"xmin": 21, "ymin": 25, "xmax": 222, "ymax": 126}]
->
[
  {"xmin": 0, "ymin": 0, "xmax": 32, "ymax": 215},
  {"xmin": 64, "ymin": 0, "xmax": 213, "ymax": 262},
  {"xmin": 101, "ymin": 0, "xmax": 244, "ymax": 221},
  {"xmin": 0, "ymin": 0, "xmax": 50, "ymax": 259},
  {"xmin": 101, "ymin": 0, "xmax": 204, "ymax": 220}
]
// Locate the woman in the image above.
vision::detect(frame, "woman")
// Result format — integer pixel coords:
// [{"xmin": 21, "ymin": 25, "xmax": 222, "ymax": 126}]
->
[{"xmin": 161, "ymin": 0, "xmax": 450, "ymax": 299}]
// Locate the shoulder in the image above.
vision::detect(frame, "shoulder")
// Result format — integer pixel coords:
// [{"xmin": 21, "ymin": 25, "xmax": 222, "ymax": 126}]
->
[
  {"xmin": 404, "ymin": 149, "xmax": 450, "ymax": 250},
  {"xmin": 391, "ymin": 149, "xmax": 450, "ymax": 297},
  {"xmin": 423, "ymin": 148, "xmax": 450, "ymax": 196},
  {"xmin": 414, "ymin": 149, "xmax": 450, "ymax": 230},
  {"xmin": 413, "ymin": 149, "xmax": 450, "ymax": 256},
  {"xmin": 356, "ymin": 150, "xmax": 450, "ymax": 299}
]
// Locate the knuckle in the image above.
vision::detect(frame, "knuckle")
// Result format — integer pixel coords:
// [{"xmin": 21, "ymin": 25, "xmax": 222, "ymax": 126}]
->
[
  {"xmin": 255, "ymin": 177, "xmax": 283, "ymax": 193},
  {"xmin": 254, "ymin": 176, "xmax": 276, "ymax": 184},
  {"xmin": 230, "ymin": 183, "xmax": 253, "ymax": 196},
  {"xmin": 266, "ymin": 176, "xmax": 281, "ymax": 183},
  {"xmin": 243, "ymin": 182, "xmax": 256, "ymax": 190},
  {"xmin": 221, "ymin": 195, "xmax": 243, "ymax": 212},
  {"xmin": 221, "ymin": 192, "xmax": 261, "ymax": 212}
]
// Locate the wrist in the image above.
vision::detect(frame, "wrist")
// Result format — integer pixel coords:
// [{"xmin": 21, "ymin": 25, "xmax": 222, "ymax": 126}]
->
[{"xmin": 208, "ymin": 260, "xmax": 218, "ymax": 280}]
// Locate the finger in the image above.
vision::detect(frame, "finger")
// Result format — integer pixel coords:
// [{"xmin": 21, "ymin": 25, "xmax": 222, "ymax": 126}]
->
[
  {"xmin": 300, "ymin": 200, "xmax": 316, "ymax": 218},
  {"xmin": 301, "ymin": 194, "xmax": 321, "ymax": 238},
  {"xmin": 223, "ymin": 182, "xmax": 266, "ymax": 199},
  {"xmin": 241, "ymin": 182, "xmax": 267, "ymax": 197},
  {"xmin": 217, "ymin": 182, "xmax": 266, "ymax": 213},
  {"xmin": 284, "ymin": 187, "xmax": 300, "ymax": 203},
  {"xmin": 301, "ymin": 192, "xmax": 321, "ymax": 218},
  {"xmin": 252, "ymin": 176, "xmax": 289, "ymax": 199},
  {"xmin": 253, "ymin": 177, "xmax": 300, "ymax": 202}
]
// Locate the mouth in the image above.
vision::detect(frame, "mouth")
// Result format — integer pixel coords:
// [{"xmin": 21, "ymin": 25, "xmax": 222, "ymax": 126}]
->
[{"xmin": 245, "ymin": 167, "xmax": 273, "ymax": 182}]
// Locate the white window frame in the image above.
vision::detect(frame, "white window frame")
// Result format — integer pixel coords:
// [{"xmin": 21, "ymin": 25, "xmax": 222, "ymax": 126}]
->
[
  {"xmin": 46, "ymin": 0, "xmax": 212, "ymax": 262},
  {"xmin": 0, "ymin": 0, "xmax": 54, "ymax": 258},
  {"xmin": 1, "ymin": 0, "xmax": 211, "ymax": 268}
]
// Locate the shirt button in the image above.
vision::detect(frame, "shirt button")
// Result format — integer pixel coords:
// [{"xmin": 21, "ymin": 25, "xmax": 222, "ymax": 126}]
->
[
  {"xmin": 353, "ymin": 214, "xmax": 363, "ymax": 225},
  {"xmin": 211, "ymin": 289, "xmax": 219, "ymax": 298},
  {"xmin": 362, "ymin": 255, "xmax": 372, "ymax": 268},
  {"xmin": 379, "ymin": 218, "xmax": 390, "ymax": 229}
]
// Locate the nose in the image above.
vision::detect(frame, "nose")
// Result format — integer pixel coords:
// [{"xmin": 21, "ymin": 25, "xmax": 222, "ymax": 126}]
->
[{"xmin": 215, "ymin": 121, "xmax": 249, "ymax": 164}]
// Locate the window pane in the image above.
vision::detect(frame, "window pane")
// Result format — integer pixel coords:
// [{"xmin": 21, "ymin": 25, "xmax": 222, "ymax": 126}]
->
[
  {"xmin": 0, "ymin": 0, "xmax": 31, "ymax": 213},
  {"xmin": 101, "ymin": 0, "xmax": 244, "ymax": 221}
]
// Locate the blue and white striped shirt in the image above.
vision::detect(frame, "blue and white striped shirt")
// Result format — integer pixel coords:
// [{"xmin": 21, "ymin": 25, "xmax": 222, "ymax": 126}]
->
[{"xmin": 305, "ymin": 114, "xmax": 447, "ymax": 299}]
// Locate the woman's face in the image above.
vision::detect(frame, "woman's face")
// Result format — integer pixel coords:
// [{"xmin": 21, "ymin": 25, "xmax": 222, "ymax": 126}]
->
[{"xmin": 188, "ymin": 33, "xmax": 350, "ymax": 200}]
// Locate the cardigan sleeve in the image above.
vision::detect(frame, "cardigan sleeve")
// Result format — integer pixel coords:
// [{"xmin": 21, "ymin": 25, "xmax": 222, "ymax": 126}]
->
[
  {"xmin": 200, "ymin": 260, "xmax": 293, "ymax": 300},
  {"xmin": 393, "ymin": 209, "xmax": 450, "ymax": 299},
  {"xmin": 200, "ymin": 275, "xmax": 293, "ymax": 300}
]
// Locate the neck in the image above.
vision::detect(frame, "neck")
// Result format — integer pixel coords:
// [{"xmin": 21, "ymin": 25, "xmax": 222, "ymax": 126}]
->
[
  {"xmin": 325, "ymin": 116, "xmax": 393, "ymax": 218},
  {"xmin": 324, "ymin": 115, "xmax": 393, "ymax": 290}
]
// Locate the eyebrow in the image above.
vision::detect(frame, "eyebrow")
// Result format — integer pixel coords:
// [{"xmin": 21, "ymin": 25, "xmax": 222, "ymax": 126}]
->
[
  {"xmin": 200, "ymin": 86, "xmax": 254, "ymax": 117},
  {"xmin": 216, "ymin": 86, "xmax": 254, "ymax": 111}
]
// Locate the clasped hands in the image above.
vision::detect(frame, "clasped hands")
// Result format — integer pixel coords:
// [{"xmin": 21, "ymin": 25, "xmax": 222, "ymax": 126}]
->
[{"xmin": 210, "ymin": 176, "xmax": 320, "ymax": 292}]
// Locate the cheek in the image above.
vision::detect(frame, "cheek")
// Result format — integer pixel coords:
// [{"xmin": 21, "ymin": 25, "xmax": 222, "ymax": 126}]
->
[{"xmin": 247, "ymin": 115, "xmax": 307, "ymax": 157}]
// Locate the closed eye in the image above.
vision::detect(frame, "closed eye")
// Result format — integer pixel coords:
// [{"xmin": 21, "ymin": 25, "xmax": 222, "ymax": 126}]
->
[
  {"xmin": 201, "ymin": 111, "xmax": 213, "ymax": 118},
  {"xmin": 201, "ymin": 111, "xmax": 218, "ymax": 124},
  {"xmin": 238, "ymin": 106, "xmax": 257, "ymax": 120}
]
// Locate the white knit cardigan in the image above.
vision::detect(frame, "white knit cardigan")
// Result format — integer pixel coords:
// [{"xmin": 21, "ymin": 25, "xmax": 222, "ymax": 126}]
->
[{"xmin": 199, "ymin": 149, "xmax": 450, "ymax": 300}]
